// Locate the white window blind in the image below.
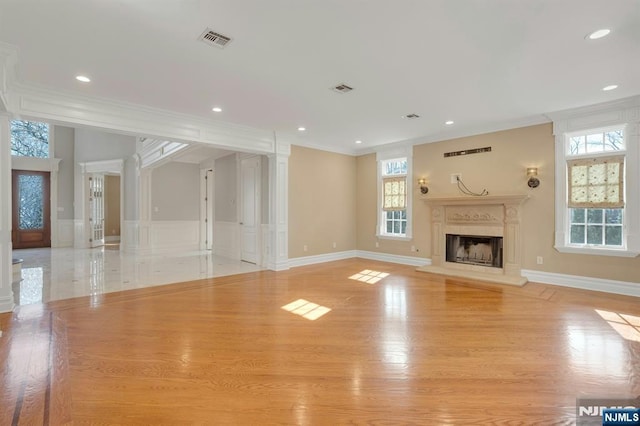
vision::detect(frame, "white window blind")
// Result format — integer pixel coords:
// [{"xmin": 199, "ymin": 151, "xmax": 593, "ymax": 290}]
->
[
  {"xmin": 567, "ymin": 155, "xmax": 624, "ymax": 208},
  {"xmin": 382, "ymin": 176, "xmax": 406, "ymax": 211}
]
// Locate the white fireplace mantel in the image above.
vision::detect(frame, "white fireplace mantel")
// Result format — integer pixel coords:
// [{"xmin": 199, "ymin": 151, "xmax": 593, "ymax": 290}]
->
[{"xmin": 417, "ymin": 194, "xmax": 529, "ymax": 286}]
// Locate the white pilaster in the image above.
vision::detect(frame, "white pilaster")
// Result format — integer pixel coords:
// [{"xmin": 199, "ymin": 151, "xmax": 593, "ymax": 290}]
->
[
  {"xmin": 136, "ymin": 164, "xmax": 153, "ymax": 254},
  {"xmin": 0, "ymin": 114, "xmax": 15, "ymax": 312},
  {"xmin": 268, "ymin": 143, "xmax": 290, "ymax": 271}
]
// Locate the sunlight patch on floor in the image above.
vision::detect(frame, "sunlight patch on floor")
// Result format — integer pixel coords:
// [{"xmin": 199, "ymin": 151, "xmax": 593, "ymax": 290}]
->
[
  {"xmin": 349, "ymin": 269, "xmax": 390, "ymax": 284},
  {"xmin": 596, "ymin": 309, "xmax": 640, "ymax": 343},
  {"xmin": 281, "ymin": 298, "xmax": 331, "ymax": 320}
]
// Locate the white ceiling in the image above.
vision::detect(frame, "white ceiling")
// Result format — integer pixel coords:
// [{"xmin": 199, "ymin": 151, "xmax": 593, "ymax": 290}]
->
[{"xmin": 1, "ymin": 0, "xmax": 639, "ymax": 154}]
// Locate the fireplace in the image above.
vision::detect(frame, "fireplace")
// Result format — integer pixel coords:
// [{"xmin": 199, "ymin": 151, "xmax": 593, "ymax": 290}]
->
[
  {"xmin": 445, "ymin": 234, "xmax": 502, "ymax": 268},
  {"xmin": 417, "ymin": 195, "xmax": 529, "ymax": 286}
]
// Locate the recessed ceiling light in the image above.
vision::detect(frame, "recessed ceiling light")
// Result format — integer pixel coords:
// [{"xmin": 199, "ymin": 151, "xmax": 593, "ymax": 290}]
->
[
  {"xmin": 445, "ymin": 120, "xmax": 454, "ymax": 125},
  {"xmin": 602, "ymin": 84, "xmax": 618, "ymax": 91},
  {"xmin": 586, "ymin": 29, "xmax": 611, "ymax": 40},
  {"xmin": 355, "ymin": 140, "xmax": 362, "ymax": 144},
  {"xmin": 212, "ymin": 107, "xmax": 222, "ymax": 112},
  {"xmin": 76, "ymin": 75, "xmax": 91, "ymax": 83},
  {"xmin": 298, "ymin": 127, "xmax": 306, "ymax": 132}
]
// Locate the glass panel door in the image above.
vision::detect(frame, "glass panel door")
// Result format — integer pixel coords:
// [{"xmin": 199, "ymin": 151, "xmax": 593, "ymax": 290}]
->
[{"xmin": 12, "ymin": 170, "xmax": 51, "ymax": 248}]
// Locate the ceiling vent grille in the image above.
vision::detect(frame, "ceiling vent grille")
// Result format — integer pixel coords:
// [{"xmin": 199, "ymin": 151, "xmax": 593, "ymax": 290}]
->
[
  {"xmin": 331, "ymin": 83, "xmax": 354, "ymax": 94},
  {"xmin": 403, "ymin": 113, "xmax": 421, "ymax": 119},
  {"xmin": 199, "ymin": 28, "xmax": 232, "ymax": 48}
]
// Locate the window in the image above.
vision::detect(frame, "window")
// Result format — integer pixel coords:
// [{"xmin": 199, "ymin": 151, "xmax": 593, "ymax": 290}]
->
[
  {"xmin": 10, "ymin": 120, "xmax": 50, "ymax": 158},
  {"xmin": 551, "ymin": 96, "xmax": 639, "ymax": 258},
  {"xmin": 565, "ymin": 129, "xmax": 625, "ymax": 250},
  {"xmin": 379, "ymin": 157, "xmax": 411, "ymax": 238}
]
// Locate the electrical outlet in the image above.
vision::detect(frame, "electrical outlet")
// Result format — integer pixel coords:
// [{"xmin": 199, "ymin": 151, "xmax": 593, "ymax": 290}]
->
[
  {"xmin": 303, "ymin": 245, "xmax": 308, "ymax": 252},
  {"xmin": 375, "ymin": 241, "xmax": 379, "ymax": 248},
  {"xmin": 410, "ymin": 245, "xmax": 416, "ymax": 252},
  {"xmin": 536, "ymin": 256, "xmax": 543, "ymax": 265},
  {"xmin": 451, "ymin": 173, "xmax": 461, "ymax": 184},
  {"xmin": 332, "ymin": 242, "xmax": 337, "ymax": 249}
]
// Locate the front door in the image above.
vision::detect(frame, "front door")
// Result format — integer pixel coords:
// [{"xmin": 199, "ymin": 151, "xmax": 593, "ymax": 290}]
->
[{"xmin": 12, "ymin": 170, "xmax": 51, "ymax": 249}]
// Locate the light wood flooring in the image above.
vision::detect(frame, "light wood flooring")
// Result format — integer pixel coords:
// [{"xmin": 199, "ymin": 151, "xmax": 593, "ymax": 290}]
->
[{"xmin": 1, "ymin": 258, "xmax": 639, "ymax": 424}]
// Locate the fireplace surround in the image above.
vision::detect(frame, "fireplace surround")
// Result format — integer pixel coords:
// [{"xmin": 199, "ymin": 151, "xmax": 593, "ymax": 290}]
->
[{"xmin": 417, "ymin": 195, "xmax": 529, "ymax": 286}]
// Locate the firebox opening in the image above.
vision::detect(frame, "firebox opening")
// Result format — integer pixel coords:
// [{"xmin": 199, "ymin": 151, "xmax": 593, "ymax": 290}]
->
[{"xmin": 445, "ymin": 234, "xmax": 503, "ymax": 268}]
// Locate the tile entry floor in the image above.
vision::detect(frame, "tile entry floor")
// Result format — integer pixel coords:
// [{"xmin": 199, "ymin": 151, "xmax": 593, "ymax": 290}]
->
[{"xmin": 11, "ymin": 246, "xmax": 263, "ymax": 306}]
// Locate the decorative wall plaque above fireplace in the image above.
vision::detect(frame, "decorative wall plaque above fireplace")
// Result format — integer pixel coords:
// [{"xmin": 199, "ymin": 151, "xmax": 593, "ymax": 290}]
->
[{"xmin": 417, "ymin": 195, "xmax": 529, "ymax": 286}]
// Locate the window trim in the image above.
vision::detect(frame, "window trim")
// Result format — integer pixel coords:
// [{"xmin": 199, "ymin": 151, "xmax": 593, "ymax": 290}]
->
[
  {"xmin": 376, "ymin": 146, "xmax": 413, "ymax": 240},
  {"xmin": 551, "ymin": 99, "xmax": 640, "ymax": 257}
]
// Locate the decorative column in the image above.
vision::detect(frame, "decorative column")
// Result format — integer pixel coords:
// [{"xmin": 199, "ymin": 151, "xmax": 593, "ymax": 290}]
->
[
  {"xmin": 503, "ymin": 201, "xmax": 523, "ymax": 277},
  {"xmin": 430, "ymin": 205, "xmax": 445, "ymax": 266},
  {"xmin": 267, "ymin": 142, "xmax": 290, "ymax": 271},
  {"xmin": 135, "ymin": 154, "xmax": 152, "ymax": 254},
  {"xmin": 0, "ymin": 114, "xmax": 14, "ymax": 312}
]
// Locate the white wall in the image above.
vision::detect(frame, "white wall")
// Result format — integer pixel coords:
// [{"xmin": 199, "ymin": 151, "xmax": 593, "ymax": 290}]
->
[
  {"xmin": 214, "ymin": 154, "xmax": 237, "ymax": 222},
  {"xmin": 53, "ymin": 125, "xmax": 74, "ymax": 220}
]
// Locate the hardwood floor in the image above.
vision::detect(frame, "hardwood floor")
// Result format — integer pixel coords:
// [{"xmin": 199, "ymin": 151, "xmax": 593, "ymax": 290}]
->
[{"xmin": 1, "ymin": 258, "xmax": 639, "ymax": 424}]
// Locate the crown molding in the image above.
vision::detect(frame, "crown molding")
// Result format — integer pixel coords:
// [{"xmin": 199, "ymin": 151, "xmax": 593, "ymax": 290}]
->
[
  {"xmin": 0, "ymin": 43, "xmax": 19, "ymax": 113},
  {"xmin": 6, "ymin": 80, "xmax": 277, "ymax": 155},
  {"xmin": 288, "ymin": 138, "xmax": 359, "ymax": 156},
  {"xmin": 544, "ymin": 95, "xmax": 640, "ymax": 122},
  {"xmin": 355, "ymin": 114, "xmax": 551, "ymax": 156}
]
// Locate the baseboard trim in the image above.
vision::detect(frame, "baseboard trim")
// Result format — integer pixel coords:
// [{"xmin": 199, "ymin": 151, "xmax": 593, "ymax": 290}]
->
[
  {"xmin": 288, "ymin": 250, "xmax": 429, "ymax": 268},
  {"xmin": 522, "ymin": 269, "xmax": 640, "ymax": 298},
  {"xmin": 287, "ymin": 251, "xmax": 638, "ymax": 298},
  {"xmin": 288, "ymin": 251, "xmax": 357, "ymax": 268},
  {"xmin": 356, "ymin": 250, "xmax": 430, "ymax": 267},
  {"xmin": 0, "ymin": 295, "xmax": 15, "ymax": 313}
]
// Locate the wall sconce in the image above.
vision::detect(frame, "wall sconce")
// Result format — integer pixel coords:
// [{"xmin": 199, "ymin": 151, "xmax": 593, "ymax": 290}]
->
[
  {"xmin": 526, "ymin": 167, "xmax": 540, "ymax": 188},
  {"xmin": 418, "ymin": 178, "xmax": 429, "ymax": 194}
]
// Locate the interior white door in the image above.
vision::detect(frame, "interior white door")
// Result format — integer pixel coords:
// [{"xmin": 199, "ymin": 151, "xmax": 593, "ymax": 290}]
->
[
  {"xmin": 240, "ymin": 156, "xmax": 260, "ymax": 264},
  {"xmin": 204, "ymin": 169, "xmax": 214, "ymax": 250},
  {"xmin": 88, "ymin": 173, "xmax": 105, "ymax": 248}
]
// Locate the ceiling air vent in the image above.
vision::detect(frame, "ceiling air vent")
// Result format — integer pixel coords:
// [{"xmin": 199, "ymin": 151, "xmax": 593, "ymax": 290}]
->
[
  {"xmin": 199, "ymin": 28, "xmax": 232, "ymax": 48},
  {"xmin": 403, "ymin": 113, "xmax": 420, "ymax": 119},
  {"xmin": 331, "ymin": 83, "xmax": 354, "ymax": 94}
]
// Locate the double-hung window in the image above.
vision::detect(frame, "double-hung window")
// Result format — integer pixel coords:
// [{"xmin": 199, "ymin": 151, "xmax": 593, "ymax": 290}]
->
[
  {"xmin": 552, "ymin": 98, "xmax": 639, "ymax": 257},
  {"xmin": 377, "ymin": 147, "xmax": 413, "ymax": 240},
  {"xmin": 566, "ymin": 129, "xmax": 625, "ymax": 247},
  {"xmin": 382, "ymin": 158, "xmax": 407, "ymax": 236}
]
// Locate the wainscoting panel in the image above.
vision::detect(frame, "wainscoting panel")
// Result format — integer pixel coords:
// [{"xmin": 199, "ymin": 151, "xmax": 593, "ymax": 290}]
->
[
  {"xmin": 122, "ymin": 220, "xmax": 139, "ymax": 252},
  {"xmin": 149, "ymin": 221, "xmax": 200, "ymax": 253},
  {"xmin": 55, "ymin": 219, "xmax": 74, "ymax": 248},
  {"xmin": 214, "ymin": 221, "xmax": 240, "ymax": 260},
  {"xmin": 261, "ymin": 224, "xmax": 270, "ymax": 268},
  {"xmin": 73, "ymin": 219, "xmax": 85, "ymax": 249}
]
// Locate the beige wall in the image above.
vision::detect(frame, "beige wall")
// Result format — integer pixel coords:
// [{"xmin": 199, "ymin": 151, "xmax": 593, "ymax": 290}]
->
[
  {"xmin": 289, "ymin": 146, "xmax": 357, "ymax": 258},
  {"xmin": 104, "ymin": 175, "xmax": 120, "ymax": 237},
  {"xmin": 356, "ymin": 123, "xmax": 640, "ymax": 284}
]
